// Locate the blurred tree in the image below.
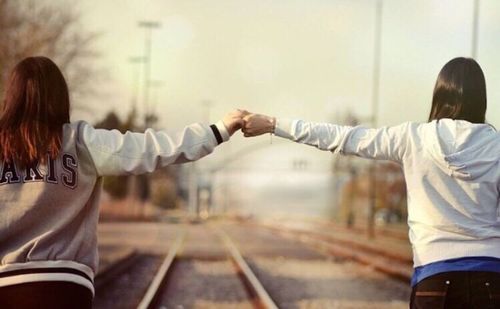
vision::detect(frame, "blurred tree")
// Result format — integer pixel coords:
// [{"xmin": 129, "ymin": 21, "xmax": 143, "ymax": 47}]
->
[
  {"xmin": 150, "ymin": 168, "xmax": 179, "ymax": 209},
  {"xmin": 94, "ymin": 111, "xmax": 130, "ymax": 199},
  {"xmin": 338, "ymin": 161, "xmax": 407, "ymax": 226},
  {"xmin": 93, "ymin": 109, "xmax": 179, "ymax": 211},
  {"xmin": 376, "ymin": 163, "xmax": 407, "ymax": 222},
  {"xmin": 334, "ymin": 111, "xmax": 407, "ymax": 226},
  {"xmin": 95, "ymin": 112, "xmax": 122, "ymax": 131},
  {"xmin": 0, "ymin": 0, "xmax": 100, "ymax": 109}
]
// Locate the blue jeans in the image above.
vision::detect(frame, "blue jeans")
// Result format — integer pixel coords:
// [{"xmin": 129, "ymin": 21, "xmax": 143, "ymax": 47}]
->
[{"xmin": 410, "ymin": 271, "xmax": 500, "ymax": 309}]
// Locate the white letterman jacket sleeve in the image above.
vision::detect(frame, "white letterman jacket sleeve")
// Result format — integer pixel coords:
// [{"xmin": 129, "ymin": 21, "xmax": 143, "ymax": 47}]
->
[
  {"xmin": 274, "ymin": 118, "xmax": 410, "ymax": 163},
  {"xmin": 80, "ymin": 121, "xmax": 230, "ymax": 176}
]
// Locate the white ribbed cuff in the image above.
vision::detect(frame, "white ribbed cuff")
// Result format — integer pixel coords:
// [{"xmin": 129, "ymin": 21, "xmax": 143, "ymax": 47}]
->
[{"xmin": 215, "ymin": 120, "xmax": 230, "ymax": 143}]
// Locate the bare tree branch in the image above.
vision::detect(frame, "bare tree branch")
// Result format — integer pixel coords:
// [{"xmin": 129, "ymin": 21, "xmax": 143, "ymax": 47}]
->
[{"xmin": 0, "ymin": 0, "xmax": 101, "ymax": 111}]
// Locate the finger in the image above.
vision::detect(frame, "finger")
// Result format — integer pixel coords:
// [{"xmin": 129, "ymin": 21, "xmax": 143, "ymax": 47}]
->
[
  {"xmin": 232, "ymin": 122, "xmax": 244, "ymax": 131},
  {"xmin": 238, "ymin": 109, "xmax": 250, "ymax": 115},
  {"xmin": 236, "ymin": 119, "xmax": 245, "ymax": 128}
]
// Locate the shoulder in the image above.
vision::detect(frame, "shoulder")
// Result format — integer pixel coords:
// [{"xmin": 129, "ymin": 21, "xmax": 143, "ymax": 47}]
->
[
  {"xmin": 63, "ymin": 120, "xmax": 92, "ymax": 133},
  {"xmin": 382, "ymin": 121, "xmax": 424, "ymax": 138},
  {"xmin": 397, "ymin": 121, "xmax": 431, "ymax": 136},
  {"xmin": 61, "ymin": 121, "xmax": 88, "ymax": 143},
  {"xmin": 384, "ymin": 122, "xmax": 427, "ymax": 152},
  {"xmin": 62, "ymin": 121, "xmax": 95, "ymax": 144}
]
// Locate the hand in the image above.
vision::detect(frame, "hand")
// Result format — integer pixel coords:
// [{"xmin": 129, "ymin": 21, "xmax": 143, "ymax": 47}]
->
[
  {"xmin": 242, "ymin": 112, "xmax": 276, "ymax": 137},
  {"xmin": 222, "ymin": 109, "xmax": 249, "ymax": 136}
]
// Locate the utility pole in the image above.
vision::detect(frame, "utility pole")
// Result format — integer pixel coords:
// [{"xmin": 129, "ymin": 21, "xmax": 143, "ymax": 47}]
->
[
  {"xmin": 127, "ymin": 56, "xmax": 145, "ymax": 217},
  {"xmin": 188, "ymin": 162, "xmax": 198, "ymax": 218},
  {"xmin": 196, "ymin": 100, "xmax": 214, "ymax": 218},
  {"xmin": 138, "ymin": 21, "xmax": 161, "ymax": 127},
  {"xmin": 346, "ymin": 113, "xmax": 359, "ymax": 228},
  {"xmin": 129, "ymin": 56, "xmax": 145, "ymax": 113},
  {"xmin": 471, "ymin": 0, "xmax": 480, "ymax": 59},
  {"xmin": 188, "ymin": 100, "xmax": 213, "ymax": 219},
  {"xmin": 148, "ymin": 80, "xmax": 165, "ymax": 124},
  {"xmin": 368, "ymin": 0, "xmax": 383, "ymax": 239},
  {"xmin": 202, "ymin": 100, "xmax": 213, "ymax": 124},
  {"xmin": 137, "ymin": 21, "xmax": 160, "ymax": 218}
]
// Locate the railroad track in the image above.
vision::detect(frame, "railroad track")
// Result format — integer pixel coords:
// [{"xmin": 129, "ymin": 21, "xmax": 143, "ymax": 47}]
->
[
  {"xmin": 94, "ymin": 249, "xmax": 139, "ymax": 290},
  {"xmin": 137, "ymin": 225, "xmax": 278, "ymax": 309},
  {"xmin": 258, "ymin": 222, "xmax": 413, "ymax": 282},
  {"xmin": 94, "ymin": 251, "xmax": 166, "ymax": 309},
  {"xmin": 94, "ymin": 222, "xmax": 410, "ymax": 308}
]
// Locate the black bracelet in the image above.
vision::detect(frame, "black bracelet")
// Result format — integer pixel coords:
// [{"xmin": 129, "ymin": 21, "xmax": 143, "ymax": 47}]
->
[{"xmin": 210, "ymin": 124, "xmax": 223, "ymax": 144}]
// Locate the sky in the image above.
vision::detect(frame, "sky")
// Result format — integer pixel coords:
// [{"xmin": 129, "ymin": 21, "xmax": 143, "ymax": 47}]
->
[
  {"xmin": 69, "ymin": 0, "xmax": 500, "ymax": 126},
  {"xmin": 49, "ymin": 0, "xmax": 500, "ymax": 216}
]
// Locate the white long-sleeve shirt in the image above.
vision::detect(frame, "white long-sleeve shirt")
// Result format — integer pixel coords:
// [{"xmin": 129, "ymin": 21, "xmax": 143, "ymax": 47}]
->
[
  {"xmin": 274, "ymin": 118, "xmax": 500, "ymax": 267},
  {"xmin": 0, "ymin": 121, "xmax": 229, "ymax": 295}
]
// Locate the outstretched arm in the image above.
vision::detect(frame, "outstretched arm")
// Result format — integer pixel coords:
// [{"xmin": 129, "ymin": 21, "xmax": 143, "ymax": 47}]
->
[
  {"xmin": 242, "ymin": 112, "xmax": 410, "ymax": 163},
  {"xmin": 80, "ymin": 110, "xmax": 245, "ymax": 176}
]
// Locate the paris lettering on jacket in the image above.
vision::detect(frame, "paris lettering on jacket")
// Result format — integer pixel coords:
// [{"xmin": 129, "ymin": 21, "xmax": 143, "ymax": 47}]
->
[{"xmin": 0, "ymin": 153, "xmax": 78, "ymax": 189}]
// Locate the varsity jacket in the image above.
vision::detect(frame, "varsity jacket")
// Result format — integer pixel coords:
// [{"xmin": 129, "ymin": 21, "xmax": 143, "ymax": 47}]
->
[{"xmin": 0, "ymin": 121, "xmax": 229, "ymax": 295}]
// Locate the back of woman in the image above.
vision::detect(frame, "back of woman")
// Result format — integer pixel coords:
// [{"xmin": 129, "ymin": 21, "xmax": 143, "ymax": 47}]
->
[
  {"xmin": 0, "ymin": 57, "xmax": 242, "ymax": 308},
  {"xmin": 403, "ymin": 119, "xmax": 500, "ymax": 259},
  {"xmin": 241, "ymin": 57, "xmax": 500, "ymax": 308},
  {"xmin": 0, "ymin": 57, "xmax": 96, "ymax": 308},
  {"xmin": 0, "ymin": 121, "xmax": 102, "ymax": 293}
]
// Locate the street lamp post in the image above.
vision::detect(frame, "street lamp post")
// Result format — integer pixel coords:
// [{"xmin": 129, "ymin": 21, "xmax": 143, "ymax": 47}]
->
[
  {"xmin": 138, "ymin": 21, "xmax": 161, "ymax": 127},
  {"xmin": 471, "ymin": 0, "xmax": 480, "ymax": 59},
  {"xmin": 128, "ymin": 56, "xmax": 145, "ymax": 114},
  {"xmin": 137, "ymin": 21, "xmax": 160, "ymax": 218},
  {"xmin": 148, "ymin": 80, "xmax": 165, "ymax": 125},
  {"xmin": 193, "ymin": 100, "xmax": 214, "ymax": 218},
  {"xmin": 127, "ymin": 56, "xmax": 145, "ymax": 217},
  {"xmin": 202, "ymin": 100, "xmax": 213, "ymax": 124},
  {"xmin": 368, "ymin": 0, "xmax": 383, "ymax": 239},
  {"xmin": 188, "ymin": 100, "xmax": 214, "ymax": 219}
]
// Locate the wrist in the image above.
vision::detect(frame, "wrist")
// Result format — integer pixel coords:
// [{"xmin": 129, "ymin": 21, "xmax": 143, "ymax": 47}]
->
[{"xmin": 268, "ymin": 116, "xmax": 276, "ymax": 134}]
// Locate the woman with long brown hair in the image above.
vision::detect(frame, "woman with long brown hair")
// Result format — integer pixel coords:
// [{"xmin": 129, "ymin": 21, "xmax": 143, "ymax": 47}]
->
[
  {"xmin": 0, "ymin": 56, "xmax": 244, "ymax": 308},
  {"xmin": 242, "ymin": 57, "xmax": 500, "ymax": 308}
]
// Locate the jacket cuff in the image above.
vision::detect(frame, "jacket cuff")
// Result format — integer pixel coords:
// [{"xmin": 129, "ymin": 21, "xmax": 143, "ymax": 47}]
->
[
  {"xmin": 210, "ymin": 121, "xmax": 230, "ymax": 144},
  {"xmin": 274, "ymin": 118, "xmax": 296, "ymax": 140}
]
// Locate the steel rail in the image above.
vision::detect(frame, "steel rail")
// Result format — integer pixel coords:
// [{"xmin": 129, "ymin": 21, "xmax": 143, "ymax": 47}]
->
[
  {"xmin": 137, "ymin": 230, "xmax": 186, "ymax": 309},
  {"xmin": 214, "ymin": 227, "xmax": 278, "ymax": 309}
]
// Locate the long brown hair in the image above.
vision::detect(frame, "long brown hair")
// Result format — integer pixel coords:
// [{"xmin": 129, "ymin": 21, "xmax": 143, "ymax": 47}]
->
[
  {"xmin": 0, "ymin": 56, "xmax": 70, "ymax": 167},
  {"xmin": 428, "ymin": 57, "xmax": 486, "ymax": 123}
]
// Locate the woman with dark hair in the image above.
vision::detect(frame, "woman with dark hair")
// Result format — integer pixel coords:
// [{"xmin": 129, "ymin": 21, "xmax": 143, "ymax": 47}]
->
[
  {"xmin": 0, "ymin": 56, "xmax": 245, "ymax": 308},
  {"xmin": 242, "ymin": 57, "xmax": 500, "ymax": 308}
]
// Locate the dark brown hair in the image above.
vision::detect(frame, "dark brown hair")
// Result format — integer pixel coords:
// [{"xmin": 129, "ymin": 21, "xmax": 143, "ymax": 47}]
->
[
  {"xmin": 428, "ymin": 57, "xmax": 486, "ymax": 123},
  {"xmin": 0, "ymin": 56, "xmax": 70, "ymax": 167}
]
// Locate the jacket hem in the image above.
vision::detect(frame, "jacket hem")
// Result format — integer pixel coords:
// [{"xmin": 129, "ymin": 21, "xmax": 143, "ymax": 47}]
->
[
  {"xmin": 0, "ymin": 273, "xmax": 95, "ymax": 296},
  {"xmin": 0, "ymin": 260, "xmax": 95, "ymax": 296}
]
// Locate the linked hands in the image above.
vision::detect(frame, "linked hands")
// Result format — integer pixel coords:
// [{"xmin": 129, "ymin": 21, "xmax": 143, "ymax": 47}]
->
[
  {"xmin": 222, "ymin": 110, "xmax": 276, "ymax": 137},
  {"xmin": 241, "ymin": 112, "xmax": 276, "ymax": 137},
  {"xmin": 222, "ymin": 110, "xmax": 247, "ymax": 136}
]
